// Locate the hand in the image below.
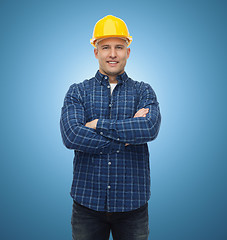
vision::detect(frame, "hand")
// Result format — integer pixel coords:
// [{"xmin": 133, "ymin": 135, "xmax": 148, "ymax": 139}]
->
[
  {"xmin": 85, "ymin": 119, "xmax": 98, "ymax": 129},
  {"xmin": 125, "ymin": 108, "xmax": 149, "ymax": 147},
  {"xmin": 133, "ymin": 108, "xmax": 149, "ymax": 118}
]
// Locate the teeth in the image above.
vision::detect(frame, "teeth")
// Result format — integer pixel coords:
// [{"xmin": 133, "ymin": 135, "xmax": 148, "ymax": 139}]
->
[{"xmin": 109, "ymin": 62, "xmax": 117, "ymax": 64}]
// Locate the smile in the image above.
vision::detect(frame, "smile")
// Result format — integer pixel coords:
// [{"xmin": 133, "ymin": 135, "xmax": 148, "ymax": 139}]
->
[{"xmin": 107, "ymin": 61, "xmax": 118, "ymax": 65}]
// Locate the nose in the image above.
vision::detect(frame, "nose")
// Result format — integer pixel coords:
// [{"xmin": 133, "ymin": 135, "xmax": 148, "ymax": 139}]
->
[{"xmin": 110, "ymin": 47, "xmax": 117, "ymax": 58}]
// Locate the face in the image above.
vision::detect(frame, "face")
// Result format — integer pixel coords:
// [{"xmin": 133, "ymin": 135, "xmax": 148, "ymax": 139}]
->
[{"xmin": 94, "ymin": 37, "xmax": 130, "ymax": 77}]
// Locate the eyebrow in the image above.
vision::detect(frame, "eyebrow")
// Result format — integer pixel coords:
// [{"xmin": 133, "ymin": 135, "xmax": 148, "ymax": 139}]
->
[{"xmin": 100, "ymin": 44, "xmax": 125, "ymax": 48}]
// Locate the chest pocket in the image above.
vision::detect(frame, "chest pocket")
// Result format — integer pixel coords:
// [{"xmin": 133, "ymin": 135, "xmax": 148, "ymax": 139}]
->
[
  {"xmin": 83, "ymin": 93, "xmax": 98, "ymax": 122},
  {"xmin": 114, "ymin": 89, "xmax": 138, "ymax": 120},
  {"xmin": 83, "ymin": 86, "xmax": 109, "ymax": 121}
]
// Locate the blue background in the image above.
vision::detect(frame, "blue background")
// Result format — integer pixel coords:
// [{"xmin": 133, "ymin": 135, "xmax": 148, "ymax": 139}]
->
[{"xmin": 1, "ymin": 0, "xmax": 226, "ymax": 239}]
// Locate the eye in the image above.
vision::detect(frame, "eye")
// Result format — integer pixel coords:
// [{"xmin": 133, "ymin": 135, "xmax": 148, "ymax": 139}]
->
[
  {"xmin": 116, "ymin": 46, "xmax": 123, "ymax": 49},
  {"xmin": 102, "ymin": 46, "xmax": 109, "ymax": 50}
]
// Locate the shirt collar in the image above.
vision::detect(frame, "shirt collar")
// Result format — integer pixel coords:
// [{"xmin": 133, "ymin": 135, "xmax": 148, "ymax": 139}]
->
[{"xmin": 95, "ymin": 70, "xmax": 128, "ymax": 86}]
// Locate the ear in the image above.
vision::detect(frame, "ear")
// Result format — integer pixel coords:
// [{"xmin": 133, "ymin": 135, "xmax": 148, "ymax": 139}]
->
[
  {"xmin": 127, "ymin": 48, "xmax": 131, "ymax": 59},
  {"xmin": 94, "ymin": 48, "xmax": 98, "ymax": 59}
]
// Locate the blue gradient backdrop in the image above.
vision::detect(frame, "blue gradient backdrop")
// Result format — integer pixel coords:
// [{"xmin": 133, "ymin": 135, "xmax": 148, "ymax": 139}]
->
[{"xmin": 1, "ymin": 0, "xmax": 226, "ymax": 239}]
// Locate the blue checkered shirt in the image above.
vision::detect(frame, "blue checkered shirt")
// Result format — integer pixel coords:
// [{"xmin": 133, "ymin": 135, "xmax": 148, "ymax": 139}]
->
[{"xmin": 60, "ymin": 70, "xmax": 161, "ymax": 212}]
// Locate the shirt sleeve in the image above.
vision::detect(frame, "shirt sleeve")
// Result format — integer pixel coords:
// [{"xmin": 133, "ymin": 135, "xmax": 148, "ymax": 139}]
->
[
  {"xmin": 60, "ymin": 84, "xmax": 125, "ymax": 154},
  {"xmin": 96, "ymin": 83, "xmax": 161, "ymax": 144}
]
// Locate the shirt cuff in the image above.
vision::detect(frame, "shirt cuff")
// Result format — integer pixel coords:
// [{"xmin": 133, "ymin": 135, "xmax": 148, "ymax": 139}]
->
[
  {"xmin": 96, "ymin": 119, "xmax": 122, "ymax": 142},
  {"xmin": 109, "ymin": 140, "xmax": 125, "ymax": 154},
  {"xmin": 96, "ymin": 119, "xmax": 111, "ymax": 135}
]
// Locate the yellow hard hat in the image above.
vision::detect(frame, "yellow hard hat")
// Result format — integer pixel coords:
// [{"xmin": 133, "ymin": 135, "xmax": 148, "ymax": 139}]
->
[{"xmin": 90, "ymin": 15, "xmax": 132, "ymax": 48}]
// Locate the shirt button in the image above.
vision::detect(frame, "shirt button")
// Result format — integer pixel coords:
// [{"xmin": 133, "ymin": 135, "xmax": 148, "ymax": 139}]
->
[
  {"xmin": 108, "ymin": 162, "xmax": 111, "ymax": 165},
  {"xmin": 108, "ymin": 185, "xmax": 111, "ymax": 189},
  {"xmin": 100, "ymin": 152, "xmax": 103, "ymax": 154},
  {"xmin": 109, "ymin": 104, "xmax": 112, "ymax": 107},
  {"xmin": 116, "ymin": 150, "xmax": 120, "ymax": 153},
  {"xmin": 107, "ymin": 85, "xmax": 110, "ymax": 88},
  {"xmin": 117, "ymin": 138, "xmax": 120, "ymax": 141},
  {"xmin": 100, "ymin": 132, "xmax": 103, "ymax": 135},
  {"xmin": 104, "ymin": 76, "xmax": 108, "ymax": 80}
]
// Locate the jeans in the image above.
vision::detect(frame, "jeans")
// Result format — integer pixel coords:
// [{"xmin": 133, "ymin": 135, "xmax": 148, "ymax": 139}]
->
[{"xmin": 71, "ymin": 201, "xmax": 149, "ymax": 240}]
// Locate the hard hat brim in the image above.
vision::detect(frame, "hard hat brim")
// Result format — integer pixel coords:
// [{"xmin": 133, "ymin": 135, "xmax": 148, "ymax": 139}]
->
[{"xmin": 90, "ymin": 35, "xmax": 132, "ymax": 48}]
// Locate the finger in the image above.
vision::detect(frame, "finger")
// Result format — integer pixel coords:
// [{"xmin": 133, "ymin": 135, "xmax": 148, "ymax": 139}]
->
[{"xmin": 139, "ymin": 109, "xmax": 147, "ymax": 114}]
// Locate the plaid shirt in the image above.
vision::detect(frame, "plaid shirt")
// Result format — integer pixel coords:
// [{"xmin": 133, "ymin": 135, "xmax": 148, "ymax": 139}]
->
[{"xmin": 60, "ymin": 70, "xmax": 161, "ymax": 212}]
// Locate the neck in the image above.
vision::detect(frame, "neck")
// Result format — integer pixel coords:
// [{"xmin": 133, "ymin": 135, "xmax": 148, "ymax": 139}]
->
[{"xmin": 108, "ymin": 75, "xmax": 118, "ymax": 84}]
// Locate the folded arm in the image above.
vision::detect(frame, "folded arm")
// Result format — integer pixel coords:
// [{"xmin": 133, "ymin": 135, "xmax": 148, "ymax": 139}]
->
[
  {"xmin": 94, "ymin": 83, "xmax": 161, "ymax": 145},
  {"xmin": 60, "ymin": 84, "xmax": 124, "ymax": 154}
]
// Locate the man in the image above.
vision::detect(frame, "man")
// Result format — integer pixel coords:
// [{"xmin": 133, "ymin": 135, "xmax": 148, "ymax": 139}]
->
[{"xmin": 60, "ymin": 15, "xmax": 161, "ymax": 240}]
